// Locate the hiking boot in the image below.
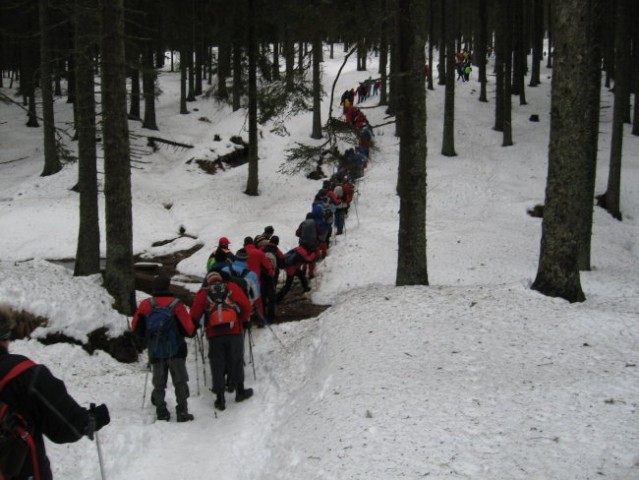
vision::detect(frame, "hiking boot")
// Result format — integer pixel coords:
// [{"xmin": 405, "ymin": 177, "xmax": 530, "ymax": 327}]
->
[
  {"xmin": 176, "ymin": 406, "xmax": 194, "ymax": 422},
  {"xmin": 214, "ymin": 394, "xmax": 226, "ymax": 411},
  {"xmin": 235, "ymin": 387, "xmax": 254, "ymax": 403},
  {"xmin": 176, "ymin": 411, "xmax": 194, "ymax": 422},
  {"xmin": 156, "ymin": 407, "xmax": 170, "ymax": 421}
]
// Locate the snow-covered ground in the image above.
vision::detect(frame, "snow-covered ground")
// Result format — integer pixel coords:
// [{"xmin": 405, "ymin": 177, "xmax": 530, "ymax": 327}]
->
[{"xmin": 0, "ymin": 45, "xmax": 638, "ymax": 479}]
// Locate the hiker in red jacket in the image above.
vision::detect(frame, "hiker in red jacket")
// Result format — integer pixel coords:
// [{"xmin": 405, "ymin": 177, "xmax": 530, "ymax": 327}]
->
[
  {"xmin": 276, "ymin": 245, "xmax": 316, "ymax": 302},
  {"xmin": 0, "ymin": 305, "xmax": 110, "ymax": 480},
  {"xmin": 243, "ymin": 236, "xmax": 275, "ymax": 321},
  {"xmin": 132, "ymin": 275, "xmax": 196, "ymax": 422},
  {"xmin": 191, "ymin": 272, "xmax": 253, "ymax": 411}
]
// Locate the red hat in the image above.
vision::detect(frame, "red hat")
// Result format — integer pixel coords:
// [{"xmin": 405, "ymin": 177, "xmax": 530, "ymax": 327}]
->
[{"xmin": 218, "ymin": 237, "xmax": 230, "ymax": 247}]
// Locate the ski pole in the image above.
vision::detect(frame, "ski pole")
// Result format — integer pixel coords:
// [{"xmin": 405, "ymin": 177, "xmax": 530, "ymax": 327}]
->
[
  {"xmin": 247, "ymin": 325, "xmax": 256, "ymax": 380},
  {"xmin": 253, "ymin": 305, "xmax": 289, "ymax": 353},
  {"xmin": 90, "ymin": 403, "xmax": 107, "ymax": 480},
  {"xmin": 193, "ymin": 337, "xmax": 200, "ymax": 396},
  {"xmin": 141, "ymin": 362, "xmax": 150, "ymax": 409},
  {"xmin": 197, "ymin": 327, "xmax": 207, "ymax": 387}
]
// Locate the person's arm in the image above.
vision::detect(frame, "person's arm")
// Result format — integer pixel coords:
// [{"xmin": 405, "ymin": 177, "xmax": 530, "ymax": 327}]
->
[
  {"xmin": 28, "ymin": 366, "xmax": 101, "ymax": 444},
  {"xmin": 175, "ymin": 302, "xmax": 196, "ymax": 337}
]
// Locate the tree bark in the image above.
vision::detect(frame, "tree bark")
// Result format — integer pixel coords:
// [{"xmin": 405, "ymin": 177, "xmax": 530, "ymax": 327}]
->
[
  {"xmin": 39, "ymin": 0, "xmax": 62, "ymax": 176},
  {"xmin": 311, "ymin": 32, "xmax": 323, "ymax": 140},
  {"xmin": 396, "ymin": 0, "xmax": 428, "ymax": 286},
  {"xmin": 74, "ymin": 0, "xmax": 101, "ymax": 276},
  {"xmin": 601, "ymin": 0, "xmax": 631, "ymax": 220},
  {"xmin": 441, "ymin": 0, "xmax": 456, "ymax": 157},
  {"xmin": 532, "ymin": 0, "xmax": 589, "ymax": 303},
  {"xmin": 245, "ymin": 0, "xmax": 258, "ymax": 196},
  {"xmin": 101, "ymin": 0, "xmax": 136, "ymax": 315}
]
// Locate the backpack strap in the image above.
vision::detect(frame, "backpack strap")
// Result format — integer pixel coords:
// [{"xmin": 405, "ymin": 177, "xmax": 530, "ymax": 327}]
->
[
  {"xmin": 167, "ymin": 298, "xmax": 180, "ymax": 312},
  {"xmin": 0, "ymin": 359, "xmax": 37, "ymax": 391}
]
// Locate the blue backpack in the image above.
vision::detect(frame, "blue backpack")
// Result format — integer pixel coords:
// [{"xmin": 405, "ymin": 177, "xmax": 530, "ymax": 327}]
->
[{"xmin": 146, "ymin": 297, "xmax": 180, "ymax": 360}]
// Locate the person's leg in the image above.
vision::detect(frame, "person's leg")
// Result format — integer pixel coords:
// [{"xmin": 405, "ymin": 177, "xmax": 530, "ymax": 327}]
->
[
  {"xmin": 209, "ymin": 337, "xmax": 226, "ymax": 410},
  {"xmin": 168, "ymin": 357, "xmax": 193, "ymax": 421},
  {"xmin": 276, "ymin": 274, "xmax": 294, "ymax": 301},
  {"xmin": 230, "ymin": 334, "xmax": 253, "ymax": 402},
  {"xmin": 151, "ymin": 360, "xmax": 170, "ymax": 420}
]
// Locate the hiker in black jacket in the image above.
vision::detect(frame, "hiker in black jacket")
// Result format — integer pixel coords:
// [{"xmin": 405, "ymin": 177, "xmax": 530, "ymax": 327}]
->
[{"xmin": 0, "ymin": 304, "xmax": 110, "ymax": 480}]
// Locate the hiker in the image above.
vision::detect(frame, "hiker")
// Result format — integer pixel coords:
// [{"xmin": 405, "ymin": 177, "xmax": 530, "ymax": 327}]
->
[
  {"xmin": 373, "ymin": 78, "xmax": 381, "ymax": 95},
  {"xmin": 253, "ymin": 225, "xmax": 274, "ymax": 250},
  {"xmin": 190, "ymin": 272, "xmax": 253, "ymax": 411},
  {"xmin": 333, "ymin": 181, "xmax": 349, "ymax": 235},
  {"xmin": 132, "ymin": 275, "xmax": 196, "ymax": 422},
  {"xmin": 242, "ymin": 238, "xmax": 274, "ymax": 321},
  {"xmin": 263, "ymin": 235, "xmax": 285, "ymax": 322},
  {"xmin": 207, "ymin": 236, "xmax": 233, "ymax": 272},
  {"xmin": 296, "ymin": 212, "xmax": 320, "ymax": 278},
  {"xmin": 276, "ymin": 245, "xmax": 316, "ymax": 302},
  {"xmin": 0, "ymin": 304, "xmax": 110, "ymax": 480},
  {"xmin": 312, "ymin": 194, "xmax": 331, "ymax": 259}
]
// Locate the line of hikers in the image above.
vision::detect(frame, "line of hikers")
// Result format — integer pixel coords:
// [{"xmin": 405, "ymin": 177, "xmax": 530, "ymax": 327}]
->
[{"xmin": 128, "ymin": 92, "xmax": 374, "ymax": 424}]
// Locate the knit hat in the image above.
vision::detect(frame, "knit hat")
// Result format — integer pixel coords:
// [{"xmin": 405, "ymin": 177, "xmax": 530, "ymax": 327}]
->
[
  {"xmin": 235, "ymin": 248, "xmax": 249, "ymax": 262},
  {"xmin": 218, "ymin": 236, "xmax": 230, "ymax": 247},
  {"xmin": 243, "ymin": 236, "xmax": 254, "ymax": 246},
  {"xmin": 206, "ymin": 272, "xmax": 223, "ymax": 286},
  {"xmin": 152, "ymin": 275, "xmax": 171, "ymax": 293},
  {"xmin": 0, "ymin": 304, "xmax": 15, "ymax": 341},
  {"xmin": 270, "ymin": 235, "xmax": 280, "ymax": 245},
  {"xmin": 264, "ymin": 225, "xmax": 274, "ymax": 235}
]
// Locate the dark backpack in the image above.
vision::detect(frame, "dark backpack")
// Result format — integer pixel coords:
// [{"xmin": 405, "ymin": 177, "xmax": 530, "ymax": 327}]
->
[
  {"xmin": 322, "ymin": 204, "xmax": 334, "ymax": 225},
  {"xmin": 0, "ymin": 360, "xmax": 37, "ymax": 480},
  {"xmin": 206, "ymin": 281, "xmax": 241, "ymax": 332},
  {"xmin": 283, "ymin": 249, "xmax": 301, "ymax": 267},
  {"xmin": 145, "ymin": 297, "xmax": 181, "ymax": 360}
]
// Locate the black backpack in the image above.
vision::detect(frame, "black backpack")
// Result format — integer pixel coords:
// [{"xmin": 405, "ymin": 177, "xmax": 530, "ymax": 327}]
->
[
  {"xmin": 0, "ymin": 359, "xmax": 37, "ymax": 480},
  {"xmin": 145, "ymin": 298, "xmax": 181, "ymax": 360}
]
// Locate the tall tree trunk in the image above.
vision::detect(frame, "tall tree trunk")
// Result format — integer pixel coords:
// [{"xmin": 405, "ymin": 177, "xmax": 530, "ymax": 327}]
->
[
  {"xmin": 179, "ymin": 42, "xmax": 188, "ymax": 114},
  {"xmin": 284, "ymin": 26, "xmax": 295, "ymax": 92},
  {"xmin": 441, "ymin": 0, "xmax": 456, "ymax": 157},
  {"xmin": 600, "ymin": 0, "xmax": 631, "ymax": 220},
  {"xmin": 128, "ymin": 60, "xmax": 141, "ymax": 119},
  {"xmin": 532, "ymin": 0, "xmax": 589, "ymax": 303},
  {"xmin": 396, "ymin": 0, "xmax": 428, "ymax": 286},
  {"xmin": 502, "ymin": 0, "xmax": 514, "ymax": 146},
  {"xmin": 101, "ymin": 0, "xmax": 136, "ymax": 315},
  {"xmin": 245, "ymin": 0, "xmax": 258, "ymax": 196},
  {"xmin": 217, "ymin": 38, "xmax": 229, "ymax": 99},
  {"xmin": 272, "ymin": 31, "xmax": 280, "ymax": 81},
  {"xmin": 577, "ymin": 0, "xmax": 603, "ymax": 271},
  {"xmin": 494, "ymin": 0, "xmax": 505, "ymax": 132},
  {"xmin": 546, "ymin": 0, "xmax": 553, "ymax": 68},
  {"xmin": 379, "ymin": 0, "xmax": 389, "ymax": 103},
  {"xmin": 529, "ymin": 0, "xmax": 543, "ymax": 86},
  {"xmin": 311, "ymin": 32, "xmax": 322, "ymax": 140},
  {"xmin": 39, "ymin": 0, "xmax": 62, "ymax": 176},
  {"xmin": 142, "ymin": 21, "xmax": 158, "ymax": 130},
  {"xmin": 437, "ymin": 0, "xmax": 446, "ymax": 85},
  {"xmin": 74, "ymin": 0, "xmax": 100, "ymax": 276},
  {"xmin": 232, "ymin": 41, "xmax": 242, "ymax": 111},
  {"xmin": 477, "ymin": 0, "xmax": 488, "ymax": 101}
]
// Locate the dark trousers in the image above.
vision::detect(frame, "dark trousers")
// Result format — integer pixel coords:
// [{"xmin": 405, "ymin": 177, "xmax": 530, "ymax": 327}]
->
[
  {"xmin": 277, "ymin": 269, "xmax": 309, "ymax": 301},
  {"xmin": 151, "ymin": 357, "xmax": 190, "ymax": 412},
  {"xmin": 208, "ymin": 334, "xmax": 244, "ymax": 396}
]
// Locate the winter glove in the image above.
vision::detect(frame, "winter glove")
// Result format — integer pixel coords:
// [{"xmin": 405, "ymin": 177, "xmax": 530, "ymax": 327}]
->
[{"xmin": 85, "ymin": 403, "xmax": 110, "ymax": 439}]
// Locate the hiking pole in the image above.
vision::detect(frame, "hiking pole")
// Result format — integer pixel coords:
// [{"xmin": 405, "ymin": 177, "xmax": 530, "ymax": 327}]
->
[
  {"xmin": 197, "ymin": 326, "xmax": 207, "ymax": 387},
  {"xmin": 193, "ymin": 337, "xmax": 200, "ymax": 396},
  {"xmin": 253, "ymin": 306, "xmax": 290, "ymax": 353},
  {"xmin": 141, "ymin": 362, "xmax": 151, "ymax": 409},
  {"xmin": 246, "ymin": 325, "xmax": 257, "ymax": 380},
  {"xmin": 89, "ymin": 403, "xmax": 107, "ymax": 480}
]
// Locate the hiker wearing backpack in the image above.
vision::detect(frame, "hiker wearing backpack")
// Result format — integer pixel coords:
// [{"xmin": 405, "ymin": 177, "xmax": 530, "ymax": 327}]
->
[
  {"xmin": 263, "ymin": 235, "xmax": 285, "ymax": 322},
  {"xmin": 206, "ymin": 236, "xmax": 233, "ymax": 272},
  {"xmin": 276, "ymin": 245, "xmax": 316, "ymax": 302},
  {"xmin": 190, "ymin": 272, "xmax": 253, "ymax": 411},
  {"xmin": 0, "ymin": 304, "xmax": 110, "ymax": 480},
  {"xmin": 253, "ymin": 225, "xmax": 274, "ymax": 250},
  {"xmin": 311, "ymin": 194, "xmax": 331, "ymax": 259},
  {"xmin": 132, "ymin": 275, "xmax": 196, "ymax": 422},
  {"xmin": 296, "ymin": 212, "xmax": 320, "ymax": 278}
]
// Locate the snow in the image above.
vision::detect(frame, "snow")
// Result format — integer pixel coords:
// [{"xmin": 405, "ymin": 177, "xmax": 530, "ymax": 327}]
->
[{"xmin": 1, "ymin": 45, "xmax": 638, "ymax": 480}]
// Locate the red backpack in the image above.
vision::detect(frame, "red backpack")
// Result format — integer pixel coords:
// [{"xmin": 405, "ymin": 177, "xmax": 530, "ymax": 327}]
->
[{"xmin": 0, "ymin": 359, "xmax": 40, "ymax": 480}]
